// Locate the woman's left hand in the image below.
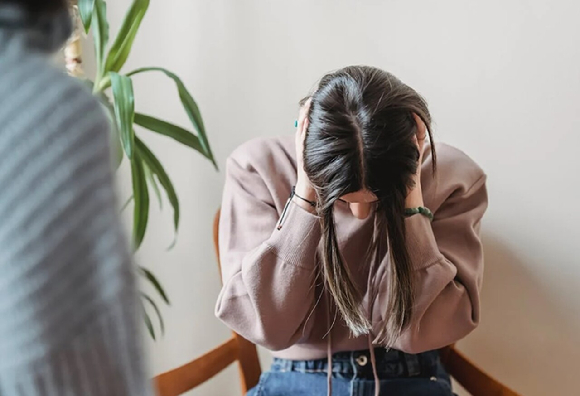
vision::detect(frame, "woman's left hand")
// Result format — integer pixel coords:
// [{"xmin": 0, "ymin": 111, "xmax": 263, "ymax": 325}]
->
[{"xmin": 405, "ymin": 114, "xmax": 427, "ymax": 208}]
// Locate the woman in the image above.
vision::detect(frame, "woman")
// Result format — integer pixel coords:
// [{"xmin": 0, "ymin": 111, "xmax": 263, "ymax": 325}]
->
[
  {"xmin": 216, "ymin": 66, "xmax": 487, "ymax": 396},
  {"xmin": 0, "ymin": 1, "xmax": 152, "ymax": 394}
]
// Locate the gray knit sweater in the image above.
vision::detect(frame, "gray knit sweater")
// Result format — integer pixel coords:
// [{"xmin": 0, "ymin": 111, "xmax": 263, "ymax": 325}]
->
[{"xmin": 0, "ymin": 6, "xmax": 152, "ymax": 396}]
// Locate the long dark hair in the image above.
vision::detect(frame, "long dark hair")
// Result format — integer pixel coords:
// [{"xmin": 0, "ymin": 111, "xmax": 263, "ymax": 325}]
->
[{"xmin": 303, "ymin": 65, "xmax": 436, "ymax": 346}]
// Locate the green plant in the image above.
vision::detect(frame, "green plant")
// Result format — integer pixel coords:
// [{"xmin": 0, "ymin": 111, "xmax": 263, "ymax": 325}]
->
[{"xmin": 77, "ymin": 0, "xmax": 217, "ymax": 340}]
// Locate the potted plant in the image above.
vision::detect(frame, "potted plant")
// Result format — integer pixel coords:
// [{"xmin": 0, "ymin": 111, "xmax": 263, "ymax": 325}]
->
[{"xmin": 66, "ymin": 0, "xmax": 217, "ymax": 339}]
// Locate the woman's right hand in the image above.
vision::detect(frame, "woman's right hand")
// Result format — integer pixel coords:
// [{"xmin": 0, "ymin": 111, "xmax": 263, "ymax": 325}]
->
[{"xmin": 294, "ymin": 98, "xmax": 317, "ymax": 206}]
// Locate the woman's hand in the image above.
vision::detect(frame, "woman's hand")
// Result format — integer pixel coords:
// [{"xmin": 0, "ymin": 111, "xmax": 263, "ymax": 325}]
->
[
  {"xmin": 293, "ymin": 99, "xmax": 317, "ymax": 209},
  {"xmin": 405, "ymin": 114, "xmax": 427, "ymax": 208}
]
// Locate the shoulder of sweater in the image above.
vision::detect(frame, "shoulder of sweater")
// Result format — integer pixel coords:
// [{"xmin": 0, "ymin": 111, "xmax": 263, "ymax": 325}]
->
[
  {"xmin": 422, "ymin": 142, "xmax": 487, "ymax": 210},
  {"xmin": 0, "ymin": 57, "xmax": 111, "ymax": 178},
  {"xmin": 227, "ymin": 135, "xmax": 294, "ymax": 170},
  {"xmin": 430, "ymin": 142, "xmax": 486, "ymax": 187},
  {"xmin": 38, "ymin": 63, "xmax": 106, "ymax": 118},
  {"xmin": 0, "ymin": 53, "xmax": 107, "ymax": 128}
]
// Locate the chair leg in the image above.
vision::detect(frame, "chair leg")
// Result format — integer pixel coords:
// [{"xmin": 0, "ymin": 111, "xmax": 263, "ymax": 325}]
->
[{"xmin": 235, "ymin": 333, "xmax": 262, "ymax": 393}]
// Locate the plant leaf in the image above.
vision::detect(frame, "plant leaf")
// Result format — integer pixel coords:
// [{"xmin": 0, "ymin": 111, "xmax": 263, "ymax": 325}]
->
[
  {"xmin": 110, "ymin": 73, "xmax": 135, "ymax": 159},
  {"xmin": 135, "ymin": 137, "xmax": 179, "ymax": 235},
  {"xmin": 103, "ymin": 103, "xmax": 124, "ymax": 168},
  {"xmin": 131, "ymin": 155, "xmax": 149, "ymax": 249},
  {"xmin": 77, "ymin": 0, "xmax": 96, "ymax": 33},
  {"xmin": 134, "ymin": 113, "xmax": 204, "ymax": 155},
  {"xmin": 92, "ymin": 0, "xmax": 109, "ymax": 83},
  {"xmin": 127, "ymin": 67, "xmax": 217, "ymax": 169},
  {"xmin": 94, "ymin": 74, "xmax": 111, "ymax": 93},
  {"xmin": 142, "ymin": 305, "xmax": 156, "ymax": 340},
  {"xmin": 105, "ymin": 0, "xmax": 150, "ymax": 73},
  {"xmin": 140, "ymin": 266, "xmax": 170, "ymax": 305},
  {"xmin": 143, "ymin": 162, "xmax": 162, "ymax": 210},
  {"xmin": 142, "ymin": 293, "xmax": 165, "ymax": 335}
]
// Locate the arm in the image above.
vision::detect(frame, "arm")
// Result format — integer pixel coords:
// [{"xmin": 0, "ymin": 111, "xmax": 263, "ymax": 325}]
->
[
  {"xmin": 215, "ymin": 155, "xmax": 322, "ymax": 351},
  {"xmin": 0, "ymin": 86, "xmax": 152, "ymax": 395},
  {"xmin": 372, "ymin": 173, "xmax": 488, "ymax": 353}
]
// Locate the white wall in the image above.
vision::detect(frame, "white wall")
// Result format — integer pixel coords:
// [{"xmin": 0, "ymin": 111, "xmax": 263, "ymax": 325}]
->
[{"xmin": 98, "ymin": 1, "xmax": 580, "ymax": 395}]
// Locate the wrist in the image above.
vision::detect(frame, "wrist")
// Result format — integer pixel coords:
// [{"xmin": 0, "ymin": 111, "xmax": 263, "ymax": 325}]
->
[
  {"xmin": 405, "ymin": 206, "xmax": 433, "ymax": 221},
  {"xmin": 295, "ymin": 180, "xmax": 317, "ymax": 202},
  {"xmin": 291, "ymin": 195, "xmax": 317, "ymax": 213},
  {"xmin": 292, "ymin": 185, "xmax": 317, "ymax": 213},
  {"xmin": 405, "ymin": 186, "xmax": 424, "ymax": 208}
]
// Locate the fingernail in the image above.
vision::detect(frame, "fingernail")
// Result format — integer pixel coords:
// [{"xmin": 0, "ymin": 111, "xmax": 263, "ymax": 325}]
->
[{"xmin": 295, "ymin": 120, "xmax": 298, "ymax": 128}]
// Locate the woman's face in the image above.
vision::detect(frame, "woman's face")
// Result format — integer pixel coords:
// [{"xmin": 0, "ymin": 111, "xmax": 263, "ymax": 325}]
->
[{"xmin": 341, "ymin": 190, "xmax": 377, "ymax": 220}]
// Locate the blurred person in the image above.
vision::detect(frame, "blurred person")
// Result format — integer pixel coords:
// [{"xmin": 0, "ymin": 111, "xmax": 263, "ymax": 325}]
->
[
  {"xmin": 216, "ymin": 66, "xmax": 488, "ymax": 395},
  {"xmin": 0, "ymin": 1, "xmax": 152, "ymax": 394}
]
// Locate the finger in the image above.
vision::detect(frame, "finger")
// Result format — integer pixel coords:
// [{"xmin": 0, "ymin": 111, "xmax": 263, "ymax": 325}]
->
[
  {"xmin": 297, "ymin": 116, "xmax": 309, "ymax": 156},
  {"xmin": 297, "ymin": 98, "xmax": 312, "ymax": 134},
  {"xmin": 412, "ymin": 134, "xmax": 422, "ymax": 149},
  {"xmin": 411, "ymin": 132, "xmax": 425, "ymax": 166},
  {"xmin": 412, "ymin": 113, "xmax": 427, "ymax": 141}
]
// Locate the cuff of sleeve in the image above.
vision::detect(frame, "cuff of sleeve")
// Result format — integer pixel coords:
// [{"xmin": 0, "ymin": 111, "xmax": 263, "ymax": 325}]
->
[
  {"xmin": 268, "ymin": 200, "xmax": 322, "ymax": 268},
  {"xmin": 405, "ymin": 214, "xmax": 445, "ymax": 271}
]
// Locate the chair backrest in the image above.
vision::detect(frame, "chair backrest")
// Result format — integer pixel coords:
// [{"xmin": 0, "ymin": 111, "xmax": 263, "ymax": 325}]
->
[
  {"xmin": 154, "ymin": 210, "xmax": 261, "ymax": 396},
  {"xmin": 212, "ymin": 209, "xmax": 262, "ymax": 392}
]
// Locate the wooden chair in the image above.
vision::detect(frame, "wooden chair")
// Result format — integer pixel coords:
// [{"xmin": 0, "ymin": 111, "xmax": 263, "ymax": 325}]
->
[
  {"xmin": 154, "ymin": 209, "xmax": 261, "ymax": 396},
  {"xmin": 154, "ymin": 209, "xmax": 521, "ymax": 396}
]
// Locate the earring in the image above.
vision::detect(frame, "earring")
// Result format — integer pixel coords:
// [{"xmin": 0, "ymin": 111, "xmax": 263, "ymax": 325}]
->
[{"xmin": 295, "ymin": 120, "xmax": 299, "ymax": 128}]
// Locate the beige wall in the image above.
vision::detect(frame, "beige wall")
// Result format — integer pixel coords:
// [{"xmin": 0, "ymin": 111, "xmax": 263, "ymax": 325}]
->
[{"xmin": 96, "ymin": 1, "xmax": 580, "ymax": 395}]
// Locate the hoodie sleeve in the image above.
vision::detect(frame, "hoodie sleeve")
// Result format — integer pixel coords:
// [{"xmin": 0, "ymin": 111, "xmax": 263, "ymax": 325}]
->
[
  {"xmin": 372, "ymin": 172, "xmax": 488, "ymax": 353},
  {"xmin": 215, "ymin": 154, "xmax": 322, "ymax": 351}
]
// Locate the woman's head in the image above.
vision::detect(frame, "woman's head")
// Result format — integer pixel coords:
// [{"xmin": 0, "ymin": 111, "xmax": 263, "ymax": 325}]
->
[
  {"xmin": 0, "ymin": 0, "xmax": 67, "ymax": 15},
  {"xmin": 0, "ymin": 0, "xmax": 72, "ymax": 54},
  {"xmin": 303, "ymin": 65, "xmax": 435, "ymax": 344}
]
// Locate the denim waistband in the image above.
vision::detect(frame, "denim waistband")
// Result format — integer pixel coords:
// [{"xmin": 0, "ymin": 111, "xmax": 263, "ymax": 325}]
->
[{"xmin": 271, "ymin": 348, "xmax": 441, "ymax": 380}]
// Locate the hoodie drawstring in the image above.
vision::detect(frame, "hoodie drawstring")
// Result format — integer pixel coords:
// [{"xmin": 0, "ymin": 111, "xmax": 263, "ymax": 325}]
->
[
  {"xmin": 368, "ymin": 334, "xmax": 380, "ymax": 396},
  {"xmin": 366, "ymin": 238, "xmax": 380, "ymax": 396},
  {"xmin": 325, "ymin": 303, "xmax": 380, "ymax": 395}
]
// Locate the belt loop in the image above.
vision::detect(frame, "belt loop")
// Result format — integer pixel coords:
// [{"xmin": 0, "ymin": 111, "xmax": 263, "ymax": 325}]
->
[
  {"xmin": 404, "ymin": 352, "xmax": 421, "ymax": 377},
  {"xmin": 353, "ymin": 351, "xmax": 360, "ymax": 379}
]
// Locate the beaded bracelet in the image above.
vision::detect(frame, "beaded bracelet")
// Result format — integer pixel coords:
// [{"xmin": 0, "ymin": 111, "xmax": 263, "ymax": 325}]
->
[{"xmin": 405, "ymin": 207, "xmax": 434, "ymax": 221}]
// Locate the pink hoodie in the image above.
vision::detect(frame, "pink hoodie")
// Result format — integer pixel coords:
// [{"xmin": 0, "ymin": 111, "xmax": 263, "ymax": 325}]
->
[{"xmin": 215, "ymin": 135, "xmax": 487, "ymax": 386}]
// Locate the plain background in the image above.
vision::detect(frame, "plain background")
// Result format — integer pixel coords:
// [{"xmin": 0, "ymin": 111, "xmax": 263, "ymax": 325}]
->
[{"xmin": 83, "ymin": 1, "xmax": 579, "ymax": 395}]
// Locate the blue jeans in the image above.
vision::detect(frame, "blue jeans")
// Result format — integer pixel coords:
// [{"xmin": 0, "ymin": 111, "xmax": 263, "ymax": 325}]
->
[{"xmin": 247, "ymin": 348, "xmax": 454, "ymax": 396}]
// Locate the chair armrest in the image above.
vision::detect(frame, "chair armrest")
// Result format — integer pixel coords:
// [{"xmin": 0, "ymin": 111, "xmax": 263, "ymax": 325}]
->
[
  {"xmin": 155, "ymin": 337, "xmax": 239, "ymax": 396},
  {"xmin": 440, "ymin": 345, "xmax": 521, "ymax": 396}
]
